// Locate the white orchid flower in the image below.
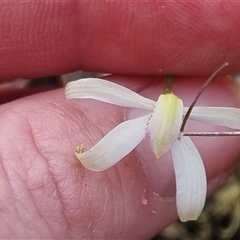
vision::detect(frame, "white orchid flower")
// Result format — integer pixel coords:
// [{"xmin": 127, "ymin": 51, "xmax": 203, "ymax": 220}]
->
[{"xmin": 64, "ymin": 78, "xmax": 240, "ymax": 222}]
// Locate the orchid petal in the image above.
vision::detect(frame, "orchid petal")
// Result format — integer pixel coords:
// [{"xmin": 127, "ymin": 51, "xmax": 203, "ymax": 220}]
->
[
  {"xmin": 76, "ymin": 114, "xmax": 150, "ymax": 171},
  {"xmin": 149, "ymin": 93, "xmax": 183, "ymax": 158},
  {"xmin": 171, "ymin": 136, "xmax": 207, "ymax": 222},
  {"xmin": 185, "ymin": 107, "xmax": 240, "ymax": 129},
  {"xmin": 65, "ymin": 78, "xmax": 155, "ymax": 110}
]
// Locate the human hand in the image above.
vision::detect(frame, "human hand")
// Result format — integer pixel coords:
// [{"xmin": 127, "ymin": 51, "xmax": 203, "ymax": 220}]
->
[{"xmin": 0, "ymin": 2, "xmax": 240, "ymax": 239}]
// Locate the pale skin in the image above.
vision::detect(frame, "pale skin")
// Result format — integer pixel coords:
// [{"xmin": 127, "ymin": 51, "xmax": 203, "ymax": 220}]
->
[{"xmin": 1, "ymin": 1, "xmax": 240, "ymax": 239}]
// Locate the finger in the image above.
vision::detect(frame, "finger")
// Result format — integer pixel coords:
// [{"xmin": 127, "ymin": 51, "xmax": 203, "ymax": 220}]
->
[
  {"xmin": 0, "ymin": 76, "xmax": 239, "ymax": 239},
  {"xmin": 1, "ymin": 2, "xmax": 240, "ymax": 80}
]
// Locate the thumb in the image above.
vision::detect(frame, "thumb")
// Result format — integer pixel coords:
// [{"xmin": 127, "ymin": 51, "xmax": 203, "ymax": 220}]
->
[{"xmin": 0, "ymin": 76, "xmax": 239, "ymax": 239}]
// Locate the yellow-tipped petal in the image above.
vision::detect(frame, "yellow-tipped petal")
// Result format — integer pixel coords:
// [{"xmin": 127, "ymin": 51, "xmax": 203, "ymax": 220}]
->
[
  {"xmin": 76, "ymin": 114, "xmax": 150, "ymax": 171},
  {"xmin": 149, "ymin": 93, "xmax": 183, "ymax": 158}
]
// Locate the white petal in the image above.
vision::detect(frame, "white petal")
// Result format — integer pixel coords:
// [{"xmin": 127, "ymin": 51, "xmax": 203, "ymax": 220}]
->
[
  {"xmin": 76, "ymin": 114, "xmax": 150, "ymax": 171},
  {"xmin": 185, "ymin": 107, "xmax": 240, "ymax": 129},
  {"xmin": 149, "ymin": 93, "xmax": 183, "ymax": 158},
  {"xmin": 65, "ymin": 78, "xmax": 155, "ymax": 110},
  {"xmin": 171, "ymin": 136, "xmax": 207, "ymax": 222}
]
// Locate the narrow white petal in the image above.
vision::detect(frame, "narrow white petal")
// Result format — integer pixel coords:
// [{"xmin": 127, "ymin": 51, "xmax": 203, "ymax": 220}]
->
[
  {"xmin": 149, "ymin": 93, "xmax": 183, "ymax": 158},
  {"xmin": 76, "ymin": 114, "xmax": 150, "ymax": 171},
  {"xmin": 171, "ymin": 136, "xmax": 207, "ymax": 222},
  {"xmin": 185, "ymin": 107, "xmax": 240, "ymax": 129},
  {"xmin": 65, "ymin": 78, "xmax": 155, "ymax": 110}
]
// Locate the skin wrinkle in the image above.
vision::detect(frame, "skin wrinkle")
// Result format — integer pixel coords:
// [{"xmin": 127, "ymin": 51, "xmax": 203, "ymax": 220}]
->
[
  {"xmin": 104, "ymin": 168, "xmax": 125, "ymax": 236},
  {"xmin": 0, "ymin": 216, "xmax": 18, "ymax": 239},
  {"xmin": 0, "ymin": 146, "xmax": 45, "ymax": 238},
  {"xmin": 0, "ymin": 150, "xmax": 19, "ymax": 238},
  {"xmin": 96, "ymin": 171, "xmax": 114, "ymax": 224},
  {"xmin": 66, "ymin": 169, "xmax": 90, "ymax": 231},
  {"xmin": 43, "ymin": 102, "xmax": 84, "ymax": 145},
  {"xmin": 76, "ymin": 177, "xmax": 109, "ymax": 238},
  {"xmin": 88, "ymin": 186, "xmax": 108, "ymax": 238},
  {"xmin": 67, "ymin": 98, "xmax": 126, "ymax": 148},
  {"xmin": 27, "ymin": 121, "xmax": 71, "ymax": 236},
  {"xmin": 18, "ymin": 124, "xmax": 67, "ymax": 236},
  {"xmin": 64, "ymin": 101, "xmax": 109, "ymax": 153},
  {"xmin": 117, "ymin": 164, "xmax": 133, "ymax": 237},
  {"xmin": 113, "ymin": 167, "xmax": 126, "ymax": 235},
  {"xmin": 26, "ymin": 113, "xmax": 76, "ymax": 238},
  {"xmin": 41, "ymin": 154, "xmax": 71, "ymax": 231},
  {"xmin": 8, "ymin": 171, "xmax": 47, "ymax": 239},
  {"xmin": 0, "ymin": 122, "xmax": 41, "ymax": 237}
]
